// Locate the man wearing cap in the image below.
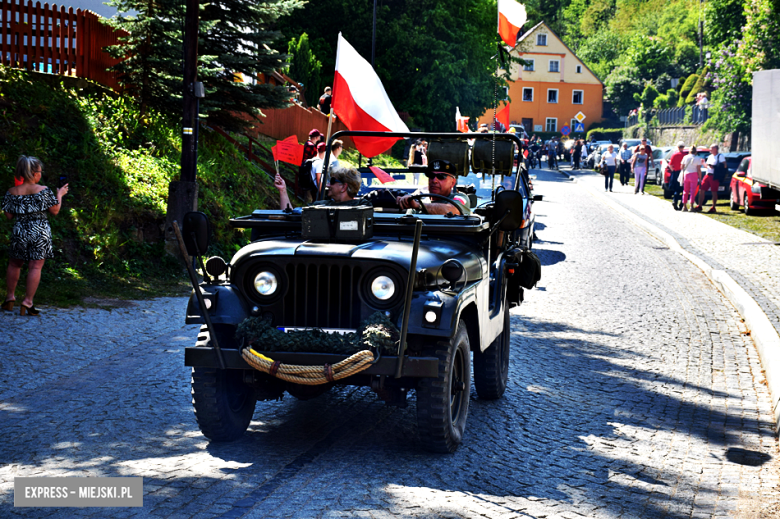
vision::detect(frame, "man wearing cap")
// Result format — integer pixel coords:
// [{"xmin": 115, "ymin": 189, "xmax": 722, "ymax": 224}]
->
[
  {"xmin": 694, "ymin": 143, "xmax": 726, "ymax": 213},
  {"xmin": 396, "ymin": 160, "xmax": 470, "ymax": 215},
  {"xmin": 302, "ymin": 129, "xmax": 322, "ymax": 165},
  {"xmin": 668, "ymin": 141, "xmax": 687, "ymax": 210},
  {"xmin": 309, "ymin": 142, "xmax": 328, "ymax": 191}
]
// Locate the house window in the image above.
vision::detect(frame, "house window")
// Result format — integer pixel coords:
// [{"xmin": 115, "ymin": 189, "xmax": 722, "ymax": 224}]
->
[
  {"xmin": 549, "ymin": 60, "xmax": 560, "ymax": 73},
  {"xmin": 501, "ymin": 86, "xmax": 509, "ymax": 100},
  {"xmin": 545, "ymin": 118, "xmax": 557, "ymax": 132},
  {"xmin": 547, "ymin": 89, "xmax": 558, "ymax": 103},
  {"xmin": 522, "ymin": 88, "xmax": 534, "ymax": 102},
  {"xmin": 537, "ymin": 34, "xmax": 547, "ymax": 46},
  {"xmin": 523, "ymin": 59, "xmax": 535, "ymax": 72},
  {"xmin": 572, "ymin": 90, "xmax": 584, "ymax": 104},
  {"xmin": 576, "ymin": 65, "xmax": 582, "ymax": 73}
]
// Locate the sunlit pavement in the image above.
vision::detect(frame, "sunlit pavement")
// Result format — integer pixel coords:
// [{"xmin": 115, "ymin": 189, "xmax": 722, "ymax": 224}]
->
[{"xmin": 1, "ymin": 168, "xmax": 779, "ymax": 518}]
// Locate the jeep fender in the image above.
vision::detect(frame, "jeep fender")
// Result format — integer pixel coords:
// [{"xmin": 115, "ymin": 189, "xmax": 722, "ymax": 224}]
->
[{"xmin": 186, "ymin": 284, "xmax": 250, "ymax": 326}]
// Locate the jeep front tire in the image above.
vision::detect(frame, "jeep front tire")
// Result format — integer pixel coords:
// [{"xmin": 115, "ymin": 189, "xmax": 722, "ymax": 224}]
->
[
  {"xmin": 416, "ymin": 320, "xmax": 471, "ymax": 453},
  {"xmin": 191, "ymin": 367, "xmax": 256, "ymax": 442}
]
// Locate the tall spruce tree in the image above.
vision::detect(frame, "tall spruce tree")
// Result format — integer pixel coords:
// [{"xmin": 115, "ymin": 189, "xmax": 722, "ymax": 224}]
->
[
  {"xmin": 107, "ymin": 0, "xmax": 304, "ymax": 131},
  {"xmin": 198, "ymin": 0, "xmax": 305, "ymax": 131},
  {"xmin": 107, "ymin": 0, "xmax": 184, "ymax": 119},
  {"xmin": 287, "ymin": 33, "xmax": 322, "ymax": 107}
]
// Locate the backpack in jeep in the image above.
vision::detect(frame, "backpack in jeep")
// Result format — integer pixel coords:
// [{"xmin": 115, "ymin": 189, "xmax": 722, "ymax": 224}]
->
[{"xmin": 298, "ymin": 158, "xmax": 317, "ymax": 192}]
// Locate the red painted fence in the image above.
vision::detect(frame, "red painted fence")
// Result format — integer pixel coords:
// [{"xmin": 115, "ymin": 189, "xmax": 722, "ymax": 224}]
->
[
  {"xmin": 0, "ymin": 0, "xmax": 126, "ymax": 90},
  {"xmin": 243, "ymin": 104, "xmax": 353, "ymax": 150}
]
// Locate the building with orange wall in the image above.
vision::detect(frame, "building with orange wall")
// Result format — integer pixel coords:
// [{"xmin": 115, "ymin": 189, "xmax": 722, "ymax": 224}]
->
[{"xmin": 478, "ymin": 21, "xmax": 603, "ymax": 135}]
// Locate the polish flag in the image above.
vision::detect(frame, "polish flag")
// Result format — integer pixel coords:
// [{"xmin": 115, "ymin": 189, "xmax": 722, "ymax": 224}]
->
[
  {"xmin": 498, "ymin": 0, "xmax": 527, "ymax": 47},
  {"xmin": 456, "ymin": 107, "xmax": 470, "ymax": 133},
  {"xmin": 332, "ymin": 33, "xmax": 409, "ymax": 157},
  {"xmin": 496, "ymin": 103, "xmax": 510, "ymax": 132}
]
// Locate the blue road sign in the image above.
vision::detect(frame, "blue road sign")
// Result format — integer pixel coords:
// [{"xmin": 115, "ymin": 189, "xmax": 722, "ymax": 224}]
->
[
  {"xmin": 561, "ymin": 125, "xmax": 571, "ymax": 136},
  {"xmin": 574, "ymin": 122, "xmax": 585, "ymax": 132}
]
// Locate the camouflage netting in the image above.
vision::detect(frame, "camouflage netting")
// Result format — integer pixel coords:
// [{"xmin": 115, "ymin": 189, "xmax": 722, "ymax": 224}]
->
[{"xmin": 236, "ymin": 312, "xmax": 400, "ymax": 355}]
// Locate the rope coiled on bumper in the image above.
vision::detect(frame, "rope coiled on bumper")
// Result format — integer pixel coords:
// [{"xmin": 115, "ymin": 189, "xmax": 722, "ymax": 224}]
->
[{"xmin": 241, "ymin": 348, "xmax": 376, "ymax": 385}]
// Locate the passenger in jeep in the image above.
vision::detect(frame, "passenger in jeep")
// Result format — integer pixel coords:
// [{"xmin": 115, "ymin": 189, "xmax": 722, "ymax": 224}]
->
[
  {"xmin": 274, "ymin": 166, "xmax": 362, "ymax": 209},
  {"xmin": 395, "ymin": 160, "xmax": 471, "ymax": 215}
]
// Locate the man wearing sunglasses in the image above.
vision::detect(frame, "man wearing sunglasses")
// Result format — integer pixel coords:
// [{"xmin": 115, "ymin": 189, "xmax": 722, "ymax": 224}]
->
[{"xmin": 396, "ymin": 160, "xmax": 470, "ymax": 215}]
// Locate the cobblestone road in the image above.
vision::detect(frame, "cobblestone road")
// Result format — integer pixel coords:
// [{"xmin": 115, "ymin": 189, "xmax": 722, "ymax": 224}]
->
[{"xmin": 1, "ymin": 167, "xmax": 779, "ymax": 518}]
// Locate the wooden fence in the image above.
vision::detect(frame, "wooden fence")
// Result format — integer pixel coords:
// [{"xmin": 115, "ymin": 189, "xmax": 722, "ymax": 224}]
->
[
  {"xmin": 244, "ymin": 104, "xmax": 353, "ymax": 150},
  {"xmin": 0, "ymin": 0, "xmax": 126, "ymax": 90}
]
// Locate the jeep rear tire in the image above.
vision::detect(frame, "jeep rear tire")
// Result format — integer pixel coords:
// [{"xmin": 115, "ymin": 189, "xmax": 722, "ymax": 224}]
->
[
  {"xmin": 473, "ymin": 308, "xmax": 510, "ymax": 400},
  {"xmin": 416, "ymin": 320, "xmax": 471, "ymax": 453},
  {"xmin": 191, "ymin": 367, "xmax": 256, "ymax": 442}
]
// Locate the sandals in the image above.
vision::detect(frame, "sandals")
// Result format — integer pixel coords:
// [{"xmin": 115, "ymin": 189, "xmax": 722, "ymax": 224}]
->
[
  {"xmin": 19, "ymin": 304, "xmax": 40, "ymax": 316},
  {"xmin": 1, "ymin": 299, "xmax": 14, "ymax": 312}
]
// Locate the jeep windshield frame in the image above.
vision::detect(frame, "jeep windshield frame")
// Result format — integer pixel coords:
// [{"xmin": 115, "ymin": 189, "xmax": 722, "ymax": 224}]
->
[{"xmin": 320, "ymin": 130, "xmax": 529, "ymax": 201}]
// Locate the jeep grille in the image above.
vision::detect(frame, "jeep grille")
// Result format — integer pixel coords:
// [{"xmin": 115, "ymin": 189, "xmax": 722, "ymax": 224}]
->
[{"xmin": 282, "ymin": 263, "xmax": 363, "ymax": 329}]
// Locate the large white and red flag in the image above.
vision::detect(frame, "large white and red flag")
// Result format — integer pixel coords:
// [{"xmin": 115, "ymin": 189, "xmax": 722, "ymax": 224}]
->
[
  {"xmin": 498, "ymin": 0, "xmax": 527, "ymax": 47},
  {"xmin": 332, "ymin": 33, "xmax": 409, "ymax": 157}
]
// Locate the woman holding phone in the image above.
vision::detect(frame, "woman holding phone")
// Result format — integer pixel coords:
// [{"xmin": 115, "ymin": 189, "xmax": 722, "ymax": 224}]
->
[{"xmin": 2, "ymin": 156, "xmax": 69, "ymax": 316}]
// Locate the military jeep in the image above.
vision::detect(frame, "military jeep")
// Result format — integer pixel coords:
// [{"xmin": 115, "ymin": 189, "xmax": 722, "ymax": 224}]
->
[{"xmin": 180, "ymin": 131, "xmax": 541, "ymax": 453}]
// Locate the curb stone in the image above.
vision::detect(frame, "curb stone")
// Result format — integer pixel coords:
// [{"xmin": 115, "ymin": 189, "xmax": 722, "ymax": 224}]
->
[{"xmin": 556, "ymin": 167, "xmax": 780, "ymax": 434}]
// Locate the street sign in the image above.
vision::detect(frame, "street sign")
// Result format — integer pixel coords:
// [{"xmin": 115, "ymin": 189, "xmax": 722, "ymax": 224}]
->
[
  {"xmin": 561, "ymin": 125, "xmax": 571, "ymax": 136},
  {"xmin": 574, "ymin": 111, "xmax": 586, "ymax": 123},
  {"xmin": 574, "ymin": 122, "xmax": 585, "ymax": 132}
]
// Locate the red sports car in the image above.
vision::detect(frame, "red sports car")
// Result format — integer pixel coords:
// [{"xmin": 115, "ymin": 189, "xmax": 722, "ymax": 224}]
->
[{"xmin": 729, "ymin": 157, "xmax": 780, "ymax": 215}]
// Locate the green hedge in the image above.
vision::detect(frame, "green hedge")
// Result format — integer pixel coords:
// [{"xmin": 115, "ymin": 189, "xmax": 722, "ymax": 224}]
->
[{"xmin": 586, "ymin": 127, "xmax": 624, "ymax": 142}]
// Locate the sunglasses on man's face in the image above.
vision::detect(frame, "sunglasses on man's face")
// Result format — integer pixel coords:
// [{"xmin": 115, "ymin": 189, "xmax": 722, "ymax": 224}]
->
[{"xmin": 425, "ymin": 172, "xmax": 453, "ymax": 181}]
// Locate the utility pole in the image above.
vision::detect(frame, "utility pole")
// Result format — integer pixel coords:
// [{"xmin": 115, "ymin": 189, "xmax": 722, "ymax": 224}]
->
[
  {"xmin": 699, "ymin": 0, "xmax": 704, "ymax": 68},
  {"xmin": 372, "ymin": 0, "xmax": 377, "ymax": 68},
  {"xmin": 165, "ymin": 0, "xmax": 201, "ymax": 254}
]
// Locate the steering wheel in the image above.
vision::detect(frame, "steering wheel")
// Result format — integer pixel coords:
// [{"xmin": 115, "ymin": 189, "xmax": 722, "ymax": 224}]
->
[{"xmin": 407, "ymin": 193, "xmax": 466, "ymax": 215}]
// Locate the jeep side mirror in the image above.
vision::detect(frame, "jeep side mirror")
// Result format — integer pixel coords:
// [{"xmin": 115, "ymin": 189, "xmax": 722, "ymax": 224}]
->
[
  {"xmin": 494, "ymin": 190, "xmax": 525, "ymax": 232},
  {"xmin": 182, "ymin": 211, "xmax": 211, "ymax": 256},
  {"xmin": 736, "ymin": 172, "xmax": 747, "ymax": 178}
]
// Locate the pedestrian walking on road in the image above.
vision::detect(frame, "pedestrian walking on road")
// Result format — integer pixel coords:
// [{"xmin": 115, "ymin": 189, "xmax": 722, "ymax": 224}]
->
[
  {"xmin": 546, "ymin": 138, "xmax": 558, "ymax": 170},
  {"xmin": 693, "ymin": 144, "xmax": 726, "ymax": 213},
  {"xmin": 618, "ymin": 143, "xmax": 632, "ymax": 185},
  {"xmin": 680, "ymin": 146, "xmax": 703, "ymax": 212},
  {"xmin": 2, "ymin": 156, "xmax": 68, "ymax": 316},
  {"xmin": 668, "ymin": 141, "xmax": 686, "ymax": 210},
  {"xmin": 600, "ymin": 144, "xmax": 618, "ymax": 192},
  {"xmin": 631, "ymin": 146, "xmax": 649, "ymax": 194},
  {"xmin": 572, "ymin": 140, "xmax": 583, "ymax": 170}
]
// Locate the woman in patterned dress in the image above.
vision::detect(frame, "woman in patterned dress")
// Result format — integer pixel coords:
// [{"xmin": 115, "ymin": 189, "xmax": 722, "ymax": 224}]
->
[{"xmin": 2, "ymin": 156, "xmax": 69, "ymax": 316}]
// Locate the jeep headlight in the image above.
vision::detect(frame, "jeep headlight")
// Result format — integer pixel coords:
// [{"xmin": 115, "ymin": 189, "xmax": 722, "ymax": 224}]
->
[
  {"xmin": 371, "ymin": 276, "xmax": 395, "ymax": 301},
  {"xmin": 254, "ymin": 271, "xmax": 278, "ymax": 296}
]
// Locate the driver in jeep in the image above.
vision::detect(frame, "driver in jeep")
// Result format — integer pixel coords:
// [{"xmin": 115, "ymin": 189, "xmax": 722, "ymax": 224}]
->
[{"xmin": 396, "ymin": 159, "xmax": 471, "ymax": 214}]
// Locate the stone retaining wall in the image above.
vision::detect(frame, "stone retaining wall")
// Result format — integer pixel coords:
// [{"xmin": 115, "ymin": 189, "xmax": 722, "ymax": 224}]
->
[{"xmin": 623, "ymin": 125, "xmax": 750, "ymax": 151}]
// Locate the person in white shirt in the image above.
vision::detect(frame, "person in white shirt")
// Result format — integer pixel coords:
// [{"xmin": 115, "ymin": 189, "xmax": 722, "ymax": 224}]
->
[
  {"xmin": 599, "ymin": 144, "xmax": 618, "ymax": 192},
  {"xmin": 679, "ymin": 147, "xmax": 703, "ymax": 212},
  {"xmin": 694, "ymin": 144, "xmax": 726, "ymax": 213},
  {"xmin": 309, "ymin": 142, "xmax": 327, "ymax": 189}
]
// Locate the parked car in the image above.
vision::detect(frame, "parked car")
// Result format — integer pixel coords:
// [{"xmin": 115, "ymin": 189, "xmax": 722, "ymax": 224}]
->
[
  {"xmin": 181, "ymin": 131, "xmax": 540, "ymax": 454},
  {"xmin": 620, "ymin": 138, "xmax": 653, "ymax": 149},
  {"xmin": 729, "ymin": 156, "xmax": 780, "ymax": 214},
  {"xmin": 647, "ymin": 146, "xmax": 673, "ymax": 185},
  {"xmin": 662, "ymin": 146, "xmax": 709, "ymax": 199},
  {"xmin": 508, "ymin": 125, "xmax": 530, "ymax": 140}
]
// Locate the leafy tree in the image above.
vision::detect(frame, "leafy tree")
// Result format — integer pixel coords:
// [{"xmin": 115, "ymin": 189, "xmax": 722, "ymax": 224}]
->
[
  {"xmin": 677, "ymin": 73, "xmax": 699, "ymax": 106},
  {"xmin": 684, "ymin": 67, "xmax": 709, "ymax": 104},
  {"xmin": 198, "ymin": 0, "xmax": 305, "ymax": 132},
  {"xmin": 287, "ymin": 33, "xmax": 322, "ymax": 107},
  {"xmin": 705, "ymin": 0, "xmax": 747, "ymax": 44},
  {"xmin": 604, "ymin": 65, "xmax": 643, "ymax": 116},
  {"xmin": 107, "ymin": 0, "xmax": 184, "ymax": 119},
  {"xmin": 277, "ymin": 0, "xmax": 502, "ymax": 131},
  {"xmin": 634, "ymin": 82, "xmax": 659, "ymax": 110}
]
